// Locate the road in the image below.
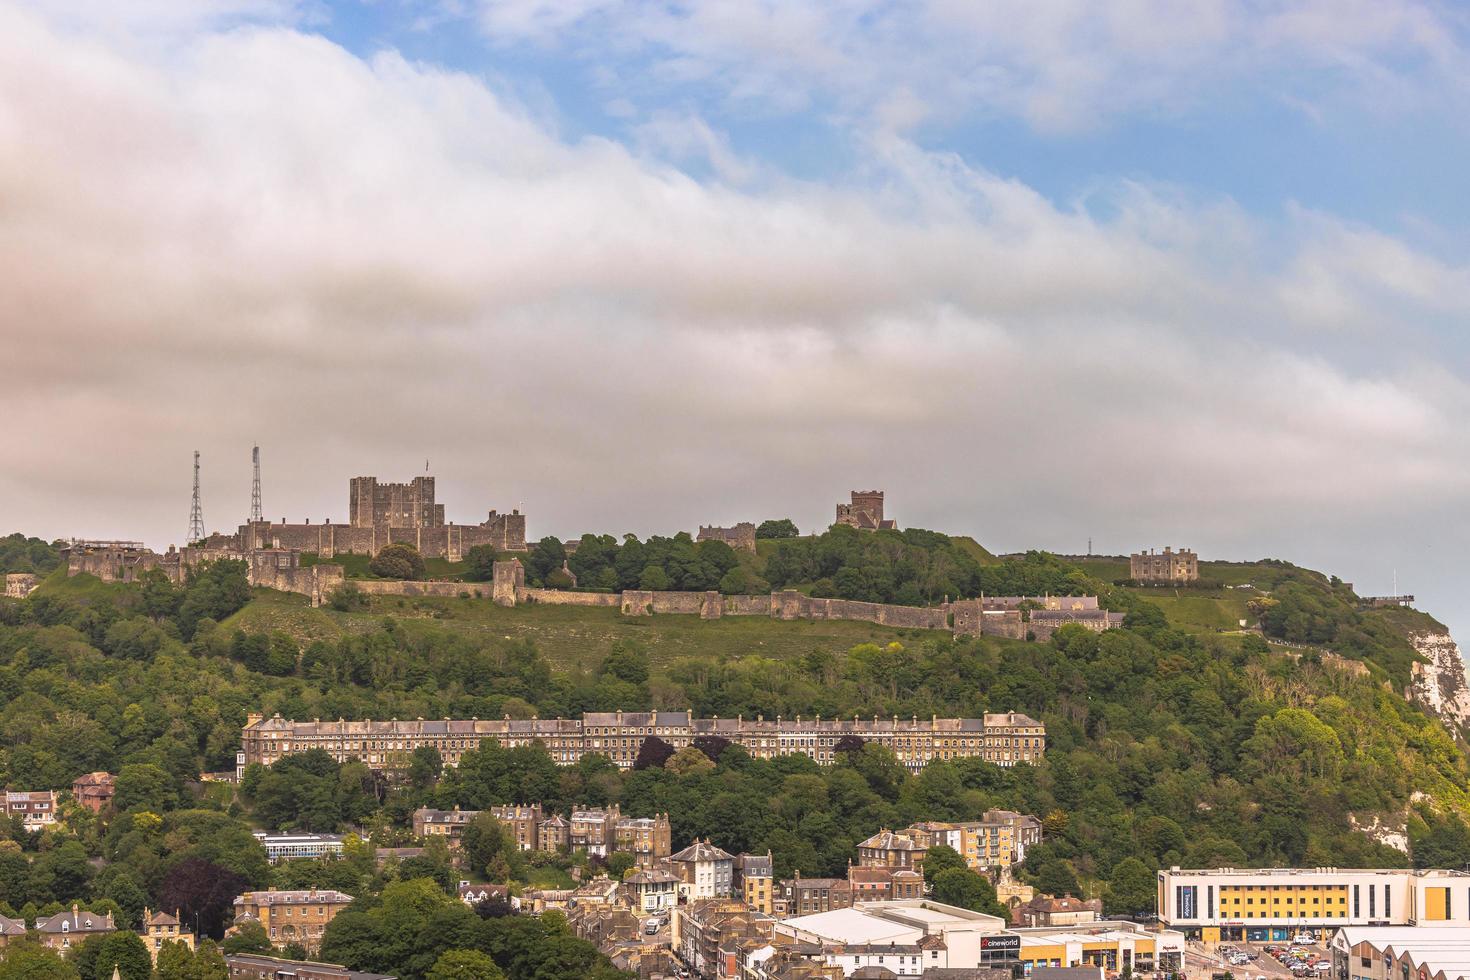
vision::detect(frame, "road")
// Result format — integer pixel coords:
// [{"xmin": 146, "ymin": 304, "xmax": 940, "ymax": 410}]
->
[{"xmin": 1181, "ymin": 939, "xmax": 1329, "ymax": 980}]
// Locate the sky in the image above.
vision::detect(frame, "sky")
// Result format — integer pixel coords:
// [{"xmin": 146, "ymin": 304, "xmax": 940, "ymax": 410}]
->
[{"xmin": 2, "ymin": 1, "xmax": 1469, "ymax": 641}]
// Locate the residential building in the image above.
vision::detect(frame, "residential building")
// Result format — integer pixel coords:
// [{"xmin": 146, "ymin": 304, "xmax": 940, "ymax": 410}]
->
[
  {"xmin": 776, "ymin": 877, "xmax": 852, "ymax": 918},
  {"xmin": 902, "ymin": 810, "xmax": 1041, "ymax": 873},
  {"xmin": 848, "ymin": 865, "xmax": 924, "ymax": 903},
  {"xmin": 537, "ymin": 814, "xmax": 569, "ymax": 853},
  {"xmin": 622, "ymin": 869, "xmax": 680, "ymax": 914},
  {"xmin": 35, "ymin": 905, "xmax": 115, "ymax": 950},
  {"xmin": 71, "ymin": 772, "xmax": 115, "ymax": 814},
  {"xmin": 457, "ymin": 882, "xmax": 511, "ymax": 907},
  {"xmin": 1129, "ymin": 547, "xmax": 1198, "ymax": 583},
  {"xmin": 672, "ymin": 898, "xmax": 774, "ymax": 979},
  {"xmin": 735, "ymin": 852, "xmax": 775, "ymax": 915},
  {"xmin": 571, "ymin": 805, "xmax": 621, "ymax": 857},
  {"xmin": 614, "ymin": 813, "xmax": 672, "ymax": 868},
  {"xmin": 0, "ymin": 914, "xmax": 25, "ymax": 946},
  {"xmin": 1011, "ymin": 896, "xmax": 1102, "ymax": 928},
  {"xmin": 856, "ymin": 829, "xmax": 926, "ymax": 873},
  {"xmin": 1331, "ymin": 925, "xmax": 1470, "ymax": 980},
  {"xmin": 231, "ymin": 888, "xmax": 354, "ymax": 954},
  {"xmin": 6, "ymin": 790, "xmax": 56, "ymax": 829},
  {"xmin": 1157, "ymin": 867, "xmax": 1470, "ymax": 942},
  {"xmin": 490, "ymin": 804, "xmax": 543, "ymax": 851},
  {"xmin": 240, "ymin": 710, "xmax": 1046, "ymax": 776},
  {"xmin": 670, "ymin": 839, "xmax": 735, "ymax": 900},
  {"xmin": 252, "ymin": 832, "xmax": 345, "ymax": 863},
  {"xmin": 411, "ymin": 807, "xmax": 478, "ymax": 841},
  {"xmin": 141, "ymin": 909, "xmax": 195, "ymax": 963},
  {"xmin": 225, "ymin": 953, "xmax": 395, "ymax": 980}
]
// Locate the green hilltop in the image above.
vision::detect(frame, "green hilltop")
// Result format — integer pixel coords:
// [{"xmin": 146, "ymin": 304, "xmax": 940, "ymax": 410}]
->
[{"xmin": 4, "ymin": 527, "xmax": 1470, "ymax": 911}]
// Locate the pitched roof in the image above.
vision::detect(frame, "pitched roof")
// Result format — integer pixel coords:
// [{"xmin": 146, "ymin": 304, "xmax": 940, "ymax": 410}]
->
[
  {"xmin": 145, "ymin": 910, "xmax": 181, "ymax": 926},
  {"xmin": 35, "ymin": 907, "xmax": 114, "ymax": 935},
  {"xmin": 857, "ymin": 830, "xmax": 923, "ymax": 851},
  {"xmin": 671, "ymin": 840, "xmax": 734, "ymax": 863}
]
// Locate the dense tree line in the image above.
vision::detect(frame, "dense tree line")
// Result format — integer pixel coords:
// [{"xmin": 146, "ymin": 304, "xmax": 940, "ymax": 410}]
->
[{"xmin": 0, "ymin": 534, "xmax": 61, "ymax": 576}]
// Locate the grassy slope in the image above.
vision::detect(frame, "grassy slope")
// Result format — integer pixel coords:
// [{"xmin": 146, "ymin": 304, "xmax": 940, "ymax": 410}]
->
[{"xmin": 221, "ymin": 591, "xmax": 917, "ymax": 670}]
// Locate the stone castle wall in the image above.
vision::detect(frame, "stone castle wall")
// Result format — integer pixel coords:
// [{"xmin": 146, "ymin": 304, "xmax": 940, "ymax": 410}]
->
[
  {"xmin": 519, "ymin": 588, "xmax": 622, "ymax": 608},
  {"xmin": 240, "ymin": 515, "xmax": 526, "ymax": 560},
  {"xmin": 352, "ymin": 579, "xmax": 488, "ymax": 600}
]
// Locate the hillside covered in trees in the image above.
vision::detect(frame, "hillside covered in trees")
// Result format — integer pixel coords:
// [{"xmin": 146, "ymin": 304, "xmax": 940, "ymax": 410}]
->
[{"xmin": 1, "ymin": 536, "xmax": 1469, "ymax": 978}]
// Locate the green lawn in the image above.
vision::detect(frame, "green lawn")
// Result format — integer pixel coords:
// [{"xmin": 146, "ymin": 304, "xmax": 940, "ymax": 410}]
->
[
  {"xmin": 221, "ymin": 590, "xmax": 921, "ymax": 670},
  {"xmin": 1132, "ymin": 592, "xmax": 1254, "ymax": 633}
]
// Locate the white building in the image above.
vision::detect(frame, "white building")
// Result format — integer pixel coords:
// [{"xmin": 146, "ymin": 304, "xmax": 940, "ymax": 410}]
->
[
  {"xmin": 669, "ymin": 839, "xmax": 734, "ymax": 900},
  {"xmin": 252, "ymin": 832, "xmax": 346, "ymax": 862}
]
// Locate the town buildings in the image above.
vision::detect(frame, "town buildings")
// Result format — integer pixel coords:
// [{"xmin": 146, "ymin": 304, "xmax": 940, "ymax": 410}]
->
[
  {"xmin": 5, "ymin": 790, "xmax": 56, "ymax": 829},
  {"xmin": 1157, "ymin": 867, "xmax": 1470, "ymax": 941},
  {"xmin": 230, "ymin": 888, "xmax": 355, "ymax": 953},
  {"xmin": 776, "ymin": 877, "xmax": 852, "ymax": 918},
  {"xmin": 901, "ymin": 810, "xmax": 1043, "ymax": 872},
  {"xmin": 1129, "ymin": 547, "xmax": 1198, "ymax": 583},
  {"xmin": 1011, "ymin": 896, "xmax": 1103, "ymax": 928},
  {"xmin": 734, "ymin": 853, "xmax": 775, "ymax": 915},
  {"xmin": 141, "ymin": 909, "xmax": 195, "ymax": 963},
  {"xmin": 71, "ymin": 772, "xmax": 115, "ymax": 814},
  {"xmin": 672, "ymin": 898, "xmax": 775, "ymax": 979},
  {"xmin": 240, "ymin": 711, "xmax": 1045, "ymax": 778},
  {"xmin": 856, "ymin": 829, "xmax": 926, "ymax": 873},
  {"xmin": 670, "ymin": 839, "xmax": 736, "ymax": 900},
  {"xmin": 766, "ymin": 901, "xmax": 1184, "ymax": 977},
  {"xmin": 35, "ymin": 906, "xmax": 114, "ymax": 951},
  {"xmin": 252, "ymin": 832, "xmax": 345, "ymax": 863},
  {"xmin": 622, "ymin": 869, "xmax": 680, "ymax": 914},
  {"xmin": 0, "ymin": 915, "xmax": 24, "ymax": 946},
  {"xmin": 225, "ymin": 953, "xmax": 395, "ymax": 980},
  {"xmin": 1330, "ymin": 925, "xmax": 1470, "ymax": 980}
]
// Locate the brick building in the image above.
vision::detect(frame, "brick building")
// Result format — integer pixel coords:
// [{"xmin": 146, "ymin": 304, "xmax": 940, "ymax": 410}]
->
[
  {"xmin": 5, "ymin": 790, "xmax": 56, "ymax": 829},
  {"xmin": 856, "ymin": 829, "xmax": 927, "ymax": 873},
  {"xmin": 71, "ymin": 772, "xmax": 115, "ymax": 814},
  {"xmin": 902, "ymin": 809, "xmax": 1043, "ymax": 872}
]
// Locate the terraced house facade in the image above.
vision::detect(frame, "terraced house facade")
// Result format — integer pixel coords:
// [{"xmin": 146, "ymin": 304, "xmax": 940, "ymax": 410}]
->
[{"xmin": 239, "ymin": 710, "xmax": 1045, "ymax": 777}]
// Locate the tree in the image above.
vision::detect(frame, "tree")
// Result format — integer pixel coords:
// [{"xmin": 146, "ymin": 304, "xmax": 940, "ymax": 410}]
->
[
  {"xmin": 665, "ymin": 746, "xmax": 715, "ymax": 776},
  {"xmin": 156, "ymin": 858, "xmax": 248, "ymax": 940},
  {"xmin": 463, "ymin": 546, "xmax": 499, "ymax": 583},
  {"xmin": 176, "ymin": 561, "xmax": 252, "ymax": 639},
  {"xmin": 369, "ymin": 544, "xmax": 425, "ymax": 581},
  {"xmin": 922, "ymin": 845, "xmax": 967, "ymax": 881},
  {"xmin": 604, "ymin": 853, "xmax": 635, "ymax": 880},
  {"xmin": 88, "ymin": 932, "xmax": 151, "ymax": 980},
  {"xmin": 460, "ymin": 814, "xmax": 508, "ymax": 880},
  {"xmin": 0, "ymin": 939, "xmax": 79, "ymax": 980},
  {"xmin": 1034, "ymin": 859, "xmax": 1081, "ymax": 898},
  {"xmin": 112, "ymin": 763, "xmax": 176, "ymax": 813},
  {"xmin": 633, "ymin": 736, "xmax": 675, "ymax": 771},
  {"xmin": 1104, "ymin": 857, "xmax": 1156, "ymax": 917},
  {"xmin": 408, "ymin": 746, "xmax": 443, "ymax": 792},
  {"xmin": 153, "ymin": 941, "xmax": 198, "ymax": 980},
  {"xmin": 319, "ymin": 879, "xmax": 480, "ymax": 980},
  {"xmin": 691, "ymin": 735, "xmax": 732, "ymax": 763},
  {"xmin": 220, "ymin": 922, "xmax": 271, "ymax": 955},
  {"xmin": 426, "ymin": 950, "xmax": 505, "ymax": 980},
  {"xmin": 637, "ymin": 565, "xmax": 669, "ymax": 591},
  {"xmin": 931, "ymin": 867, "xmax": 1004, "ymax": 917},
  {"xmin": 327, "ymin": 583, "xmax": 369, "ymax": 612},
  {"xmin": 833, "ymin": 734, "xmax": 866, "ymax": 755},
  {"xmin": 756, "ymin": 519, "xmax": 799, "ymax": 539}
]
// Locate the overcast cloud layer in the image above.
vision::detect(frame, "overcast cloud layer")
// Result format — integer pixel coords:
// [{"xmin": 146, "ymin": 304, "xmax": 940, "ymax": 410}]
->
[{"xmin": 3, "ymin": 2, "xmax": 1469, "ymax": 642}]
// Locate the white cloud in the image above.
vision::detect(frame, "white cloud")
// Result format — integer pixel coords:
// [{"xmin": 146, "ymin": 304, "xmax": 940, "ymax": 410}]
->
[{"xmin": 3, "ymin": 1, "xmax": 1470, "ymax": 635}]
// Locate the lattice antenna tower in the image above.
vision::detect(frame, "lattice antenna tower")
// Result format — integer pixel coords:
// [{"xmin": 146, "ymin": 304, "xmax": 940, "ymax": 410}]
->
[
  {"xmin": 250, "ymin": 445, "xmax": 263, "ymax": 523},
  {"xmin": 188, "ymin": 451, "xmax": 205, "ymax": 545}
]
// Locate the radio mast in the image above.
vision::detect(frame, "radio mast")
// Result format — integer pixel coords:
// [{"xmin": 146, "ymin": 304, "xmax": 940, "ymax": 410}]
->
[
  {"xmin": 250, "ymin": 445, "xmax": 263, "ymax": 523},
  {"xmin": 188, "ymin": 451, "xmax": 205, "ymax": 545}
]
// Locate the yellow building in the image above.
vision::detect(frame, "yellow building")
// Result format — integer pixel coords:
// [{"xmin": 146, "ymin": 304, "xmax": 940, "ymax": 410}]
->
[
  {"xmin": 1158, "ymin": 867, "xmax": 1470, "ymax": 942},
  {"xmin": 140, "ymin": 909, "xmax": 194, "ymax": 963},
  {"xmin": 230, "ymin": 888, "xmax": 355, "ymax": 954}
]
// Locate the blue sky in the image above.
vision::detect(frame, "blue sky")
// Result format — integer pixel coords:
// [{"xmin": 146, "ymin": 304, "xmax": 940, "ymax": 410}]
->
[{"xmin": 4, "ymin": 0, "xmax": 1470, "ymax": 646}]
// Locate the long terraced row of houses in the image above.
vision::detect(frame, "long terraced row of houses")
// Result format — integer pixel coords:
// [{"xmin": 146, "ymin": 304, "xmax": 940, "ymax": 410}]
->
[{"xmin": 238, "ymin": 710, "xmax": 1046, "ymax": 777}]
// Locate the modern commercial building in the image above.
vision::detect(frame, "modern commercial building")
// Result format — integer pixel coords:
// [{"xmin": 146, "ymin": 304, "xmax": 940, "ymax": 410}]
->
[
  {"xmin": 766, "ymin": 902, "xmax": 1183, "ymax": 977},
  {"xmin": 1330, "ymin": 925, "xmax": 1470, "ymax": 980},
  {"xmin": 251, "ymin": 832, "xmax": 346, "ymax": 863},
  {"xmin": 1157, "ymin": 868, "xmax": 1470, "ymax": 941},
  {"xmin": 240, "ymin": 710, "xmax": 1046, "ymax": 777}
]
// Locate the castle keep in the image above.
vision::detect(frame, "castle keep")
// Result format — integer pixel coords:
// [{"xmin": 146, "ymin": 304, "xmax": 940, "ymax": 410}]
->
[
  {"xmin": 695, "ymin": 523, "xmax": 757, "ymax": 553},
  {"xmin": 239, "ymin": 710, "xmax": 1046, "ymax": 777},
  {"xmin": 835, "ymin": 490, "xmax": 896, "ymax": 531}
]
